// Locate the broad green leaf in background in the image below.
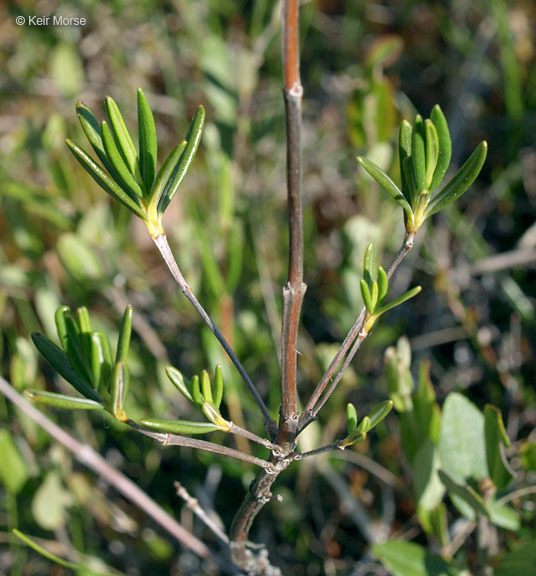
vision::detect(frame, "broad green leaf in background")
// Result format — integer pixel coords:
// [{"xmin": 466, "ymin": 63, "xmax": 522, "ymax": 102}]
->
[
  {"xmin": 438, "ymin": 470, "xmax": 489, "ymax": 518},
  {"xmin": 31, "ymin": 471, "xmax": 72, "ymax": 530},
  {"xmin": 493, "ymin": 540, "xmax": 536, "ymax": 576},
  {"xmin": 414, "ymin": 439, "xmax": 445, "ymax": 511},
  {"xmin": 438, "ymin": 393, "xmax": 487, "ymax": 482},
  {"xmin": 372, "ymin": 540, "xmax": 460, "ymax": 576},
  {"xmin": 0, "ymin": 430, "xmax": 28, "ymax": 494}
]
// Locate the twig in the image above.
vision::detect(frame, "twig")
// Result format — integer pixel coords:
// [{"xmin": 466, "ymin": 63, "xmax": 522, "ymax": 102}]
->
[
  {"xmin": 0, "ymin": 376, "xmax": 210, "ymax": 559},
  {"xmin": 175, "ymin": 481, "xmax": 229, "ymax": 546},
  {"xmin": 294, "ymin": 442, "xmax": 343, "ymax": 460},
  {"xmin": 299, "ymin": 232, "xmax": 415, "ymax": 431},
  {"xmin": 152, "ymin": 234, "xmax": 276, "ymax": 437},
  {"xmin": 495, "ymin": 485, "xmax": 536, "ymax": 507},
  {"xmin": 278, "ymin": 0, "xmax": 306, "ymax": 453},
  {"xmin": 128, "ymin": 420, "xmax": 271, "ymax": 470}
]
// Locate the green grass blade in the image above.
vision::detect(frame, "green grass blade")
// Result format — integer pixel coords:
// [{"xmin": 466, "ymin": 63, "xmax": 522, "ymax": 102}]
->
[
  {"xmin": 24, "ymin": 390, "xmax": 104, "ymax": 411},
  {"xmin": 158, "ymin": 105, "xmax": 205, "ymax": 214},
  {"xmin": 101, "ymin": 121, "xmax": 144, "ymax": 198},
  {"xmin": 66, "ymin": 139, "xmax": 146, "ymax": 219},
  {"xmin": 411, "ymin": 115, "xmax": 426, "ymax": 195},
  {"xmin": 140, "ymin": 418, "xmax": 220, "ymax": 435},
  {"xmin": 430, "ymin": 105, "xmax": 452, "ymax": 191},
  {"xmin": 137, "ymin": 88, "xmax": 158, "ymax": 194},
  {"xmin": 104, "ymin": 96, "xmax": 139, "ymax": 176},
  {"xmin": 115, "ymin": 305, "xmax": 132, "ymax": 364},
  {"xmin": 31, "ymin": 333, "xmax": 101, "ymax": 402},
  {"xmin": 166, "ymin": 366, "xmax": 193, "ymax": 403},
  {"xmin": 425, "ymin": 142, "xmax": 488, "ymax": 217},
  {"xmin": 357, "ymin": 156, "xmax": 412, "ymax": 214}
]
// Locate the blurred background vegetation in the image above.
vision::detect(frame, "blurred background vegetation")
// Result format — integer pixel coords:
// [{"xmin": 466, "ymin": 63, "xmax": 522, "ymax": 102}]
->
[{"xmin": 0, "ymin": 0, "xmax": 535, "ymax": 574}]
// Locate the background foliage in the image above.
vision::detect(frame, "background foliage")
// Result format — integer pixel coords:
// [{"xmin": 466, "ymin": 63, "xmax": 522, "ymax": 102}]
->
[{"xmin": 1, "ymin": 0, "xmax": 535, "ymax": 574}]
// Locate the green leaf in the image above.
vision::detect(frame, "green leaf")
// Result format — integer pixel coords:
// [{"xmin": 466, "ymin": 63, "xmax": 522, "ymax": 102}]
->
[
  {"xmin": 414, "ymin": 439, "xmax": 445, "ymax": 511},
  {"xmin": 367, "ymin": 399, "xmax": 393, "ymax": 430},
  {"xmin": 488, "ymin": 500, "xmax": 520, "ymax": 531},
  {"xmin": 414, "ymin": 362, "xmax": 441, "ymax": 443},
  {"xmin": 373, "ymin": 540, "xmax": 459, "ymax": 576},
  {"xmin": 439, "ymin": 392, "xmax": 487, "ymax": 482},
  {"xmin": 76, "ymin": 307, "xmax": 92, "ymax": 364},
  {"xmin": 376, "ymin": 286, "xmax": 422, "ymax": 316},
  {"xmin": 159, "ymin": 105, "xmax": 205, "ymax": 214},
  {"xmin": 166, "ymin": 366, "xmax": 193, "ymax": 403},
  {"xmin": 398, "ymin": 120, "xmax": 413, "ymax": 202},
  {"xmin": 424, "ymin": 119, "xmax": 439, "ymax": 189},
  {"xmin": 75, "ymin": 101, "xmax": 114, "ymax": 174},
  {"xmin": 377, "ymin": 266, "xmax": 388, "ymax": 304},
  {"xmin": 149, "ymin": 141, "xmax": 187, "ymax": 210},
  {"xmin": 32, "ymin": 332, "xmax": 101, "ymax": 402},
  {"xmin": 358, "ymin": 415, "xmax": 370, "ymax": 433},
  {"xmin": 201, "ymin": 402, "xmax": 230, "ymax": 430},
  {"xmin": 200, "ymin": 370, "xmax": 213, "ymax": 404},
  {"xmin": 104, "ymin": 96, "xmax": 139, "ymax": 177},
  {"xmin": 484, "ymin": 404, "xmax": 514, "ymax": 489},
  {"xmin": 494, "ymin": 540, "xmax": 536, "ymax": 576},
  {"xmin": 90, "ymin": 332, "xmax": 112, "ymax": 394},
  {"xmin": 190, "ymin": 374, "xmax": 203, "ymax": 405},
  {"xmin": 411, "ymin": 115, "xmax": 426, "ymax": 194},
  {"xmin": 137, "ymin": 88, "xmax": 158, "ymax": 193},
  {"xmin": 363, "ymin": 243, "xmax": 374, "ymax": 287},
  {"xmin": 0, "ymin": 430, "xmax": 28, "ymax": 494},
  {"xmin": 357, "ymin": 156, "xmax": 412, "ymax": 214},
  {"xmin": 360, "ymin": 279, "xmax": 373, "ymax": 314},
  {"xmin": 54, "ymin": 307, "xmax": 92, "ymax": 386},
  {"xmin": 346, "ymin": 403, "xmax": 357, "ymax": 434},
  {"xmin": 115, "ymin": 305, "xmax": 133, "ymax": 364},
  {"xmin": 66, "ymin": 139, "xmax": 146, "ymax": 219},
  {"xmin": 141, "ymin": 418, "xmax": 221, "ymax": 435},
  {"xmin": 32, "ymin": 471, "xmax": 71, "ymax": 530},
  {"xmin": 24, "ymin": 390, "xmax": 104, "ymax": 411},
  {"xmin": 438, "ymin": 469, "xmax": 489, "ymax": 517},
  {"xmin": 213, "ymin": 365, "xmax": 224, "ymax": 409},
  {"xmin": 429, "ymin": 105, "xmax": 452, "ymax": 191},
  {"xmin": 226, "ymin": 222, "xmax": 244, "ymax": 293},
  {"xmin": 101, "ymin": 120, "xmax": 144, "ymax": 198},
  {"xmin": 110, "ymin": 361, "xmax": 129, "ymax": 422},
  {"xmin": 425, "ymin": 141, "xmax": 488, "ymax": 217}
]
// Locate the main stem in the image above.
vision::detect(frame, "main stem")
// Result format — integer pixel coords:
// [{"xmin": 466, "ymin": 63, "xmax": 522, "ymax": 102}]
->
[{"xmin": 278, "ymin": 0, "xmax": 306, "ymax": 454}]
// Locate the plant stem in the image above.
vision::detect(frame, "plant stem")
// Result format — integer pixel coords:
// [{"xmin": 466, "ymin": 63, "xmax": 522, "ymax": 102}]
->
[
  {"xmin": 279, "ymin": 0, "xmax": 306, "ymax": 454},
  {"xmin": 152, "ymin": 234, "xmax": 276, "ymax": 437},
  {"xmin": 299, "ymin": 232, "xmax": 415, "ymax": 431},
  {"xmin": 0, "ymin": 376, "xmax": 210, "ymax": 559}
]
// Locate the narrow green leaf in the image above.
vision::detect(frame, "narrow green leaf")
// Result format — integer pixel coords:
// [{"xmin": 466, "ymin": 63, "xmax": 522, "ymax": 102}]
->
[
  {"xmin": 25, "ymin": 390, "xmax": 104, "ymax": 411},
  {"xmin": 357, "ymin": 156, "xmax": 412, "ymax": 214},
  {"xmin": 213, "ymin": 365, "xmax": 224, "ymax": 409},
  {"xmin": 425, "ymin": 141, "xmax": 488, "ymax": 217},
  {"xmin": 398, "ymin": 120, "xmax": 413, "ymax": 203},
  {"xmin": 137, "ymin": 88, "xmax": 158, "ymax": 194},
  {"xmin": 104, "ymin": 96, "xmax": 139, "ymax": 176},
  {"xmin": 66, "ymin": 139, "xmax": 146, "ymax": 219},
  {"xmin": 370, "ymin": 280, "xmax": 379, "ymax": 312},
  {"xmin": 363, "ymin": 243, "xmax": 374, "ymax": 287},
  {"xmin": 424, "ymin": 119, "xmax": 439, "ymax": 189},
  {"xmin": 200, "ymin": 370, "xmax": 213, "ymax": 404},
  {"xmin": 358, "ymin": 415, "xmax": 371, "ymax": 433},
  {"xmin": 76, "ymin": 306, "xmax": 91, "ymax": 333},
  {"xmin": 484, "ymin": 405, "xmax": 514, "ymax": 489},
  {"xmin": 54, "ymin": 305, "xmax": 72, "ymax": 351},
  {"xmin": 13, "ymin": 529, "xmax": 79, "ymax": 571},
  {"xmin": 31, "ymin": 333, "xmax": 101, "ymax": 402},
  {"xmin": 115, "ymin": 305, "xmax": 132, "ymax": 364},
  {"xmin": 90, "ymin": 332, "xmax": 112, "ymax": 394},
  {"xmin": 346, "ymin": 403, "xmax": 357, "ymax": 434},
  {"xmin": 376, "ymin": 286, "xmax": 422, "ymax": 316},
  {"xmin": 411, "ymin": 115, "xmax": 426, "ymax": 194},
  {"xmin": 141, "ymin": 418, "xmax": 221, "ymax": 435},
  {"xmin": 75, "ymin": 101, "xmax": 114, "ymax": 174},
  {"xmin": 159, "ymin": 105, "xmax": 205, "ymax": 214},
  {"xmin": 367, "ymin": 399, "xmax": 394, "ymax": 430},
  {"xmin": 149, "ymin": 142, "xmax": 186, "ymax": 209},
  {"xmin": 377, "ymin": 266, "xmax": 389, "ymax": 304},
  {"xmin": 429, "ymin": 105, "xmax": 452, "ymax": 191},
  {"xmin": 402, "ymin": 156, "xmax": 417, "ymax": 206},
  {"xmin": 101, "ymin": 120, "xmax": 144, "ymax": 198},
  {"xmin": 438, "ymin": 469, "xmax": 489, "ymax": 517},
  {"xmin": 360, "ymin": 279, "xmax": 374, "ymax": 314},
  {"xmin": 166, "ymin": 366, "xmax": 193, "ymax": 402},
  {"xmin": 54, "ymin": 307, "xmax": 92, "ymax": 386},
  {"xmin": 110, "ymin": 361, "xmax": 129, "ymax": 422},
  {"xmin": 201, "ymin": 402, "xmax": 230, "ymax": 430},
  {"xmin": 191, "ymin": 374, "xmax": 203, "ymax": 405}
]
